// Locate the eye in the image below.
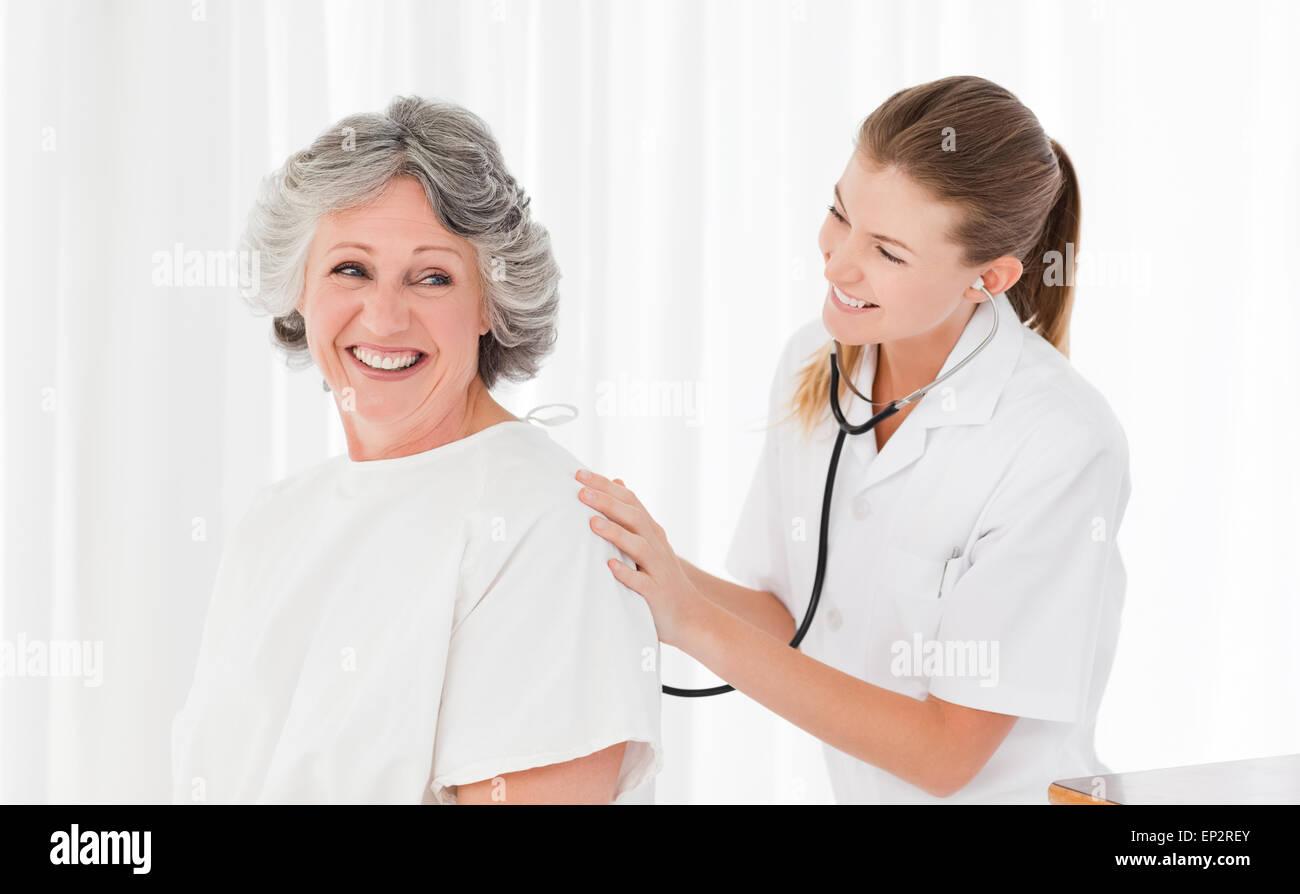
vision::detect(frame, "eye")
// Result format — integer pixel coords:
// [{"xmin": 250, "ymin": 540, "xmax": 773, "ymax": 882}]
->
[
  {"xmin": 331, "ymin": 262, "xmax": 453, "ymax": 287},
  {"xmin": 332, "ymin": 261, "xmax": 367, "ymax": 277},
  {"xmin": 826, "ymin": 206, "xmax": 905, "ymax": 265}
]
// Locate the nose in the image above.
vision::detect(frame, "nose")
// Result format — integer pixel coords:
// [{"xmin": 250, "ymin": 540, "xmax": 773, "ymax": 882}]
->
[
  {"xmin": 822, "ymin": 237, "xmax": 865, "ymax": 289},
  {"xmin": 357, "ymin": 278, "xmax": 412, "ymax": 337}
]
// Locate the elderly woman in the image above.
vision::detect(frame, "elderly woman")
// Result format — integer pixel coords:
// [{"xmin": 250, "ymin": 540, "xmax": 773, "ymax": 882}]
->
[{"xmin": 170, "ymin": 96, "xmax": 663, "ymax": 804}]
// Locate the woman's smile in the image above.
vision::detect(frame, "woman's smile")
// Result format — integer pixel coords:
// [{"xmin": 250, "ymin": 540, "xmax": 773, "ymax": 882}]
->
[
  {"xmin": 828, "ymin": 282, "xmax": 880, "ymax": 314},
  {"xmin": 344, "ymin": 343, "xmax": 433, "ymax": 380}
]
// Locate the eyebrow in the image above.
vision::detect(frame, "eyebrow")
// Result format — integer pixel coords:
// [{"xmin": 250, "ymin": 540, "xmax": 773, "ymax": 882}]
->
[
  {"xmin": 834, "ymin": 184, "xmax": 915, "ymax": 255},
  {"xmin": 328, "ymin": 241, "xmax": 462, "ymax": 258}
]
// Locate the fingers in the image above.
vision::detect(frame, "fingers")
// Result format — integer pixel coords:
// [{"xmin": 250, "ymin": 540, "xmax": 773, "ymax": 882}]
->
[
  {"xmin": 575, "ymin": 469, "xmax": 640, "ymax": 507},
  {"xmin": 578, "ymin": 483, "xmax": 640, "ymax": 531},
  {"xmin": 576, "ymin": 469, "xmax": 654, "ymax": 528},
  {"xmin": 588, "ymin": 516, "xmax": 650, "ymax": 567},
  {"xmin": 606, "ymin": 556, "xmax": 652, "ymax": 595}
]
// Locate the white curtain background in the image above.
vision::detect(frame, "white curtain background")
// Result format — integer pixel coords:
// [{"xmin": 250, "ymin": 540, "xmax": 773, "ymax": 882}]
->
[{"xmin": 2, "ymin": 0, "xmax": 1297, "ymax": 803}]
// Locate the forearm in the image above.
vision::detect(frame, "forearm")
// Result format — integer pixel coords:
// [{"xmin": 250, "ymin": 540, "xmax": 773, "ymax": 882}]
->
[
  {"xmin": 678, "ymin": 598, "xmax": 959, "ymax": 797},
  {"xmin": 679, "ymin": 559, "xmax": 796, "ymax": 643}
]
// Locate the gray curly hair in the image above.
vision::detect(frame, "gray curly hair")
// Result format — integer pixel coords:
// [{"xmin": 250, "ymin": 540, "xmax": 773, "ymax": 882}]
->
[{"xmin": 239, "ymin": 95, "xmax": 560, "ymax": 390}]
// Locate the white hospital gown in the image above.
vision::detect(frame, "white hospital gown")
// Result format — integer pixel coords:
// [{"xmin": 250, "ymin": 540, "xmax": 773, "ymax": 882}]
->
[{"xmin": 171, "ymin": 420, "xmax": 663, "ymax": 804}]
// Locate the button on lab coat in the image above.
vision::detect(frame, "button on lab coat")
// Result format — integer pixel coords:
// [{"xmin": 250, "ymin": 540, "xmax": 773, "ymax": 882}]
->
[{"xmin": 725, "ymin": 291, "xmax": 1131, "ymax": 803}]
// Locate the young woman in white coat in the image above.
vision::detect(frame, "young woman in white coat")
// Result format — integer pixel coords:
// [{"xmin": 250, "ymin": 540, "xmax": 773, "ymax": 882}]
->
[{"xmin": 575, "ymin": 75, "xmax": 1131, "ymax": 803}]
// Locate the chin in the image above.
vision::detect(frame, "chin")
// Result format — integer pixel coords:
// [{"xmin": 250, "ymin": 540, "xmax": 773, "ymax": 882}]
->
[
  {"xmin": 821, "ymin": 303, "xmax": 876, "ymax": 346},
  {"xmin": 344, "ymin": 388, "xmax": 419, "ymax": 421}
]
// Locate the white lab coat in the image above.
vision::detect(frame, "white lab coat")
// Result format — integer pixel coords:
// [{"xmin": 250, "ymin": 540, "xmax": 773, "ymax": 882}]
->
[{"xmin": 725, "ymin": 291, "xmax": 1131, "ymax": 803}]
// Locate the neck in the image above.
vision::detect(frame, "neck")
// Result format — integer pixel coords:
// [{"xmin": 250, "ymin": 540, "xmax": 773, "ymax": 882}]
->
[
  {"xmin": 343, "ymin": 377, "xmax": 518, "ymax": 462},
  {"xmin": 874, "ymin": 302, "xmax": 977, "ymax": 401}
]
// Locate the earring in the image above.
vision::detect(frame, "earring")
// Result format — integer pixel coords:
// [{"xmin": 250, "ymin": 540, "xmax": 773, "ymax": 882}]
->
[{"xmin": 322, "ymin": 378, "xmax": 330, "ymax": 392}]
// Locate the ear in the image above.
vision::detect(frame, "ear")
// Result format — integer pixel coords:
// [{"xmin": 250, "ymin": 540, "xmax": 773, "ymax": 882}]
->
[{"xmin": 968, "ymin": 256, "xmax": 1024, "ymax": 300}]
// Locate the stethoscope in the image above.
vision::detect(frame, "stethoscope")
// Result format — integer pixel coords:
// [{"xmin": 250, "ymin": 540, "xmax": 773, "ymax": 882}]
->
[{"xmin": 664, "ymin": 278, "xmax": 1000, "ymax": 696}]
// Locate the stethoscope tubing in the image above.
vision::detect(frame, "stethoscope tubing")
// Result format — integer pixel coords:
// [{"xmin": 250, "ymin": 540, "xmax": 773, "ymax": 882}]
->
[
  {"xmin": 661, "ymin": 370, "xmax": 885, "ymax": 697},
  {"xmin": 662, "ymin": 290, "xmax": 998, "ymax": 697}
]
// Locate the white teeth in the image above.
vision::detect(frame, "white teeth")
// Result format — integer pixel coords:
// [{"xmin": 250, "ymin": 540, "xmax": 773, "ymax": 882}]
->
[
  {"xmin": 351, "ymin": 347, "xmax": 421, "ymax": 370},
  {"xmin": 833, "ymin": 285, "xmax": 877, "ymax": 309}
]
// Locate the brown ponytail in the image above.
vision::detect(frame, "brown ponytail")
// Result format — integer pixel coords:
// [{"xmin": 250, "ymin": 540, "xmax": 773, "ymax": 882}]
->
[{"xmin": 1021, "ymin": 138, "xmax": 1080, "ymax": 357}]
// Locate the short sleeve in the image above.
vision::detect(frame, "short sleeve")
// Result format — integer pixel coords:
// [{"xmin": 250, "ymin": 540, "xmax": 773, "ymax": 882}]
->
[
  {"xmin": 928, "ymin": 421, "xmax": 1131, "ymax": 723},
  {"xmin": 724, "ymin": 344, "xmax": 795, "ymax": 605},
  {"xmin": 428, "ymin": 491, "xmax": 664, "ymax": 804}
]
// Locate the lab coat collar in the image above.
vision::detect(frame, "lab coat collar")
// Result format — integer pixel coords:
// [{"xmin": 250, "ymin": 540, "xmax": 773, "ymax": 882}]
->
[{"xmin": 837, "ymin": 290, "xmax": 1025, "ymax": 491}]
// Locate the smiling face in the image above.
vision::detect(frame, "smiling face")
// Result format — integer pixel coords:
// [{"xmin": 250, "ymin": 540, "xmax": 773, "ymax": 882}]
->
[
  {"xmin": 296, "ymin": 174, "xmax": 495, "ymax": 458},
  {"xmin": 818, "ymin": 151, "xmax": 1021, "ymax": 389}
]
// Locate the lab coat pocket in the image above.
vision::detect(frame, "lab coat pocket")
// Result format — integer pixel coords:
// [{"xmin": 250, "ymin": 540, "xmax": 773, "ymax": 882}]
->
[
  {"xmin": 937, "ymin": 555, "xmax": 964, "ymax": 601},
  {"xmin": 881, "ymin": 544, "xmax": 948, "ymax": 644}
]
